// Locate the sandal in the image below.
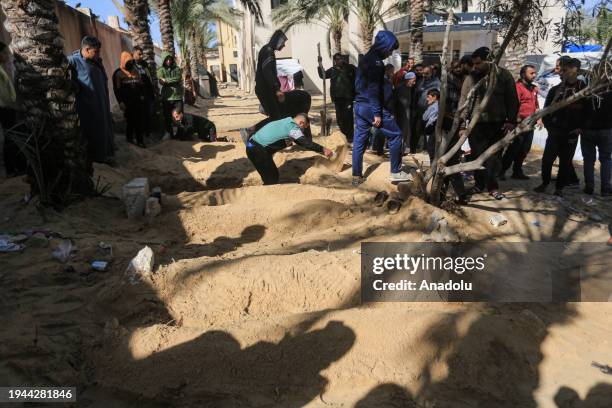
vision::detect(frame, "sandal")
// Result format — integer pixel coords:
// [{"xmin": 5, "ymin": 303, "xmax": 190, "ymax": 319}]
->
[
  {"xmin": 489, "ymin": 190, "xmax": 506, "ymax": 200},
  {"xmin": 374, "ymin": 191, "xmax": 390, "ymax": 207},
  {"xmin": 386, "ymin": 199, "xmax": 402, "ymax": 215}
]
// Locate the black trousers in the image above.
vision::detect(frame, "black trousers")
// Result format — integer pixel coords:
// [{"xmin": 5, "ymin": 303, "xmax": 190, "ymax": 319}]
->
[
  {"xmin": 1, "ymin": 107, "xmax": 26, "ymax": 175},
  {"xmin": 162, "ymin": 100, "xmax": 184, "ymax": 137},
  {"xmin": 333, "ymin": 97, "xmax": 354, "ymax": 142},
  {"xmin": 246, "ymin": 140, "xmax": 279, "ymax": 185},
  {"xmin": 502, "ymin": 129, "xmax": 534, "ymax": 174},
  {"xmin": 409, "ymin": 109, "xmax": 425, "ymax": 153},
  {"xmin": 469, "ymin": 122, "xmax": 505, "ymax": 192},
  {"xmin": 125, "ymin": 101, "xmax": 146, "ymax": 144},
  {"xmin": 541, "ymin": 131, "xmax": 579, "ymax": 190}
]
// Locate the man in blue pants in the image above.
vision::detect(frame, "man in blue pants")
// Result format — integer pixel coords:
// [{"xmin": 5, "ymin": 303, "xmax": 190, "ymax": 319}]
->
[{"xmin": 352, "ymin": 30, "xmax": 410, "ymax": 185}]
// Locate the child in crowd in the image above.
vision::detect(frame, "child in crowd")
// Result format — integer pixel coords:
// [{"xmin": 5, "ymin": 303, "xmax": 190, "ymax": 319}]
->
[{"xmin": 423, "ymin": 89, "xmax": 440, "ymax": 161}]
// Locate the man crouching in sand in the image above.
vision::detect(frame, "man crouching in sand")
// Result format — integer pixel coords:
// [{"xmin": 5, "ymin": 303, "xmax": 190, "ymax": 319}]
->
[{"xmin": 246, "ymin": 113, "xmax": 333, "ymax": 185}]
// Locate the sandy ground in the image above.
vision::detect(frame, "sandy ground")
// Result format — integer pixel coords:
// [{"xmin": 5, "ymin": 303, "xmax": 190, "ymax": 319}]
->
[{"xmin": 1, "ymin": 89, "xmax": 611, "ymax": 407}]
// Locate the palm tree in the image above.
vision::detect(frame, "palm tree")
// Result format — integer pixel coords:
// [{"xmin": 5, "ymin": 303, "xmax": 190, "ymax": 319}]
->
[
  {"xmin": 157, "ymin": 0, "xmax": 176, "ymax": 54},
  {"xmin": 352, "ymin": 0, "xmax": 408, "ymax": 53},
  {"xmin": 272, "ymin": 0, "xmax": 349, "ymax": 56},
  {"xmin": 409, "ymin": 0, "xmax": 425, "ymax": 63},
  {"xmin": 154, "ymin": 0, "xmax": 261, "ymax": 56},
  {"xmin": 1, "ymin": 0, "xmax": 92, "ymax": 203},
  {"xmin": 170, "ymin": 0, "xmax": 240, "ymax": 91}
]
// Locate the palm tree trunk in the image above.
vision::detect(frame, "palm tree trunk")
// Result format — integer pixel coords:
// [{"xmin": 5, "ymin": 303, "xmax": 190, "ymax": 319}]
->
[
  {"xmin": 360, "ymin": 25, "xmax": 373, "ymax": 54},
  {"xmin": 158, "ymin": 0, "xmax": 175, "ymax": 54},
  {"xmin": 188, "ymin": 29, "xmax": 200, "ymax": 91},
  {"xmin": 124, "ymin": 0, "xmax": 158, "ymax": 87},
  {"xmin": 410, "ymin": 0, "xmax": 424, "ymax": 63},
  {"xmin": 1, "ymin": 0, "xmax": 92, "ymax": 203},
  {"xmin": 333, "ymin": 28, "xmax": 342, "ymax": 54}
]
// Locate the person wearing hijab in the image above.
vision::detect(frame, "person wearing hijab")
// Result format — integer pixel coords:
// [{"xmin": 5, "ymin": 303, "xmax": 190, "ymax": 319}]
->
[
  {"xmin": 112, "ymin": 51, "xmax": 147, "ymax": 147},
  {"xmin": 255, "ymin": 30, "xmax": 288, "ymax": 121}
]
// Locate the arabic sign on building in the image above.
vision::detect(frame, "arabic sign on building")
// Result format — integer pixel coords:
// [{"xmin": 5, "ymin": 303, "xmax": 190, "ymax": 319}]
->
[{"xmin": 388, "ymin": 12, "xmax": 502, "ymax": 35}]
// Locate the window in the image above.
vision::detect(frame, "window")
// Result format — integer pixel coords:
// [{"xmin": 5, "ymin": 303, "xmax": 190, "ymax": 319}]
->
[
  {"xmin": 233, "ymin": 51, "xmax": 238, "ymax": 58},
  {"xmin": 271, "ymin": 0, "xmax": 287, "ymax": 9}
]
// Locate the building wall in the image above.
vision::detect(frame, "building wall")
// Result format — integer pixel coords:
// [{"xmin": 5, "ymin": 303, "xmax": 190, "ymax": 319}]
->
[
  {"xmin": 1, "ymin": 3, "xmax": 132, "ymax": 110},
  {"xmin": 215, "ymin": 20, "xmax": 240, "ymax": 82}
]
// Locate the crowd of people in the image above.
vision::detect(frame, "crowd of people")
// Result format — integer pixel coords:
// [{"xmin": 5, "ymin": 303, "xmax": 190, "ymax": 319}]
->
[
  {"xmin": 0, "ymin": 35, "xmax": 217, "ymax": 174},
  {"xmin": 242, "ymin": 29, "xmax": 610, "ymax": 204},
  {"xmin": 0, "ymin": 30, "xmax": 610, "ymax": 203}
]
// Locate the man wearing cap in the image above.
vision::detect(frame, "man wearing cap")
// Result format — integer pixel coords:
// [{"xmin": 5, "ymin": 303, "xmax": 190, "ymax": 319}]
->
[
  {"xmin": 395, "ymin": 71, "xmax": 417, "ymax": 154},
  {"xmin": 68, "ymin": 36, "xmax": 114, "ymax": 166}
]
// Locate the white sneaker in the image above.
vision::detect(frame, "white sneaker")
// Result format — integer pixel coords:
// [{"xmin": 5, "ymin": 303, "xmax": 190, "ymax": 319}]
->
[{"xmin": 389, "ymin": 171, "xmax": 412, "ymax": 182}]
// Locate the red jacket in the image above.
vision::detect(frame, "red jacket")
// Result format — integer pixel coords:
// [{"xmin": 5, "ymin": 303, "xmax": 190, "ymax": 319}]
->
[{"xmin": 516, "ymin": 81, "xmax": 539, "ymax": 120}]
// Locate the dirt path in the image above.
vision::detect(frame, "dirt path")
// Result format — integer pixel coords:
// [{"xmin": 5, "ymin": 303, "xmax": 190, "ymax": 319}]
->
[{"xmin": 0, "ymin": 91, "xmax": 611, "ymax": 407}]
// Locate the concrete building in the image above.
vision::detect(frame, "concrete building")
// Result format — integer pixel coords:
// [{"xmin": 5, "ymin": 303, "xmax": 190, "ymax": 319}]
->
[
  {"xmin": 234, "ymin": 0, "xmax": 566, "ymax": 94},
  {"xmin": 207, "ymin": 20, "xmax": 241, "ymax": 83}
]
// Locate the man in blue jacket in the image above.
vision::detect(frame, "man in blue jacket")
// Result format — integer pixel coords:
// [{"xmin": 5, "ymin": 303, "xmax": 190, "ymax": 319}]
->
[
  {"xmin": 68, "ymin": 36, "xmax": 114, "ymax": 166},
  {"xmin": 353, "ymin": 31, "xmax": 410, "ymax": 185}
]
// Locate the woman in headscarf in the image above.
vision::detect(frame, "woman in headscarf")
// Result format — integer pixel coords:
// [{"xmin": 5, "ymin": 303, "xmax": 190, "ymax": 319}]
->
[{"xmin": 113, "ymin": 51, "xmax": 147, "ymax": 147}]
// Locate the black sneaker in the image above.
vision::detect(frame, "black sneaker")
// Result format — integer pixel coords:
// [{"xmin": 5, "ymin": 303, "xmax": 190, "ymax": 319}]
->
[
  {"xmin": 553, "ymin": 189, "xmax": 564, "ymax": 197},
  {"xmin": 534, "ymin": 183, "xmax": 548, "ymax": 193},
  {"xmin": 584, "ymin": 186, "xmax": 594, "ymax": 195},
  {"xmin": 566, "ymin": 181, "xmax": 580, "ymax": 189}
]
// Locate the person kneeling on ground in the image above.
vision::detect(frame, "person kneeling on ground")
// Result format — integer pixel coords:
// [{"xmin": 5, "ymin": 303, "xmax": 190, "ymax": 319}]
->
[
  {"xmin": 246, "ymin": 113, "xmax": 333, "ymax": 185},
  {"xmin": 171, "ymin": 108, "xmax": 217, "ymax": 142}
]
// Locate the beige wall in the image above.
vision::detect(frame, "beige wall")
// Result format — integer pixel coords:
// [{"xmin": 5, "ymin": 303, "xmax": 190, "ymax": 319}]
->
[
  {"xmin": 0, "ymin": 3, "xmax": 132, "ymax": 109},
  {"xmin": 215, "ymin": 20, "xmax": 240, "ymax": 82}
]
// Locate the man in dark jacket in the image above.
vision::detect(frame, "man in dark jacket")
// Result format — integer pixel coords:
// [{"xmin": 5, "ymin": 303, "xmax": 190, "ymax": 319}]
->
[
  {"xmin": 67, "ymin": 36, "xmax": 114, "ymax": 165},
  {"xmin": 318, "ymin": 53, "xmax": 356, "ymax": 142},
  {"xmin": 255, "ymin": 30, "xmax": 288, "ymax": 121},
  {"xmin": 581, "ymin": 80, "xmax": 611, "ymax": 196},
  {"xmin": 395, "ymin": 71, "xmax": 417, "ymax": 155},
  {"xmin": 353, "ymin": 30, "xmax": 409, "ymax": 185},
  {"xmin": 132, "ymin": 46, "xmax": 156, "ymax": 139},
  {"xmin": 171, "ymin": 108, "xmax": 217, "ymax": 142},
  {"xmin": 459, "ymin": 47, "xmax": 519, "ymax": 200},
  {"xmin": 535, "ymin": 58, "xmax": 585, "ymax": 196},
  {"xmin": 157, "ymin": 52, "xmax": 183, "ymax": 139}
]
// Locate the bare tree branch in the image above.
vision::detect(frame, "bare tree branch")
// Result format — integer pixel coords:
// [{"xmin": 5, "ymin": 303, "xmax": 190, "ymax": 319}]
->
[
  {"xmin": 441, "ymin": 82, "xmax": 612, "ymax": 176},
  {"xmin": 431, "ymin": 10, "xmax": 454, "ymax": 179}
]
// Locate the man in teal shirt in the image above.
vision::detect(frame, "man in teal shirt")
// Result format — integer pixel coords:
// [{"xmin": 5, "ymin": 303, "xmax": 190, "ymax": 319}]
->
[{"xmin": 246, "ymin": 114, "xmax": 332, "ymax": 185}]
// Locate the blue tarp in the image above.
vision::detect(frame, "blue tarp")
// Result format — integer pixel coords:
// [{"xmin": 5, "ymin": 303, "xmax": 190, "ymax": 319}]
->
[{"xmin": 563, "ymin": 43, "xmax": 603, "ymax": 52}]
